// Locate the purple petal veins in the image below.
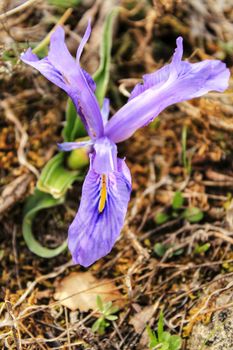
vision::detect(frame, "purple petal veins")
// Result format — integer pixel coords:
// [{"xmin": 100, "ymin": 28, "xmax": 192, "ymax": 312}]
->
[
  {"xmin": 21, "ymin": 22, "xmax": 103, "ymax": 140},
  {"xmin": 105, "ymin": 37, "xmax": 230, "ymax": 143},
  {"xmin": 68, "ymin": 154, "xmax": 131, "ymax": 267},
  {"xmin": 21, "ymin": 22, "xmax": 230, "ymax": 267}
]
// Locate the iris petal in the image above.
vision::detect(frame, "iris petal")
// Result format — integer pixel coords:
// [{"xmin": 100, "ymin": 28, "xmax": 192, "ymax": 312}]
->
[
  {"xmin": 68, "ymin": 157, "xmax": 131, "ymax": 267},
  {"xmin": 21, "ymin": 24, "xmax": 103, "ymax": 140},
  {"xmin": 21, "ymin": 49, "xmax": 71, "ymax": 94},
  {"xmin": 101, "ymin": 98, "xmax": 110, "ymax": 126},
  {"xmin": 105, "ymin": 37, "xmax": 230, "ymax": 143},
  {"xmin": 57, "ymin": 140, "xmax": 93, "ymax": 151},
  {"xmin": 92, "ymin": 137, "xmax": 117, "ymax": 174}
]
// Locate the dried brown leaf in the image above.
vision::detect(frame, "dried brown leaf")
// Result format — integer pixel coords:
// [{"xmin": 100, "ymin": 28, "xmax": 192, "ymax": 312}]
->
[
  {"xmin": 129, "ymin": 304, "xmax": 158, "ymax": 334},
  {"xmin": 54, "ymin": 271, "xmax": 123, "ymax": 312}
]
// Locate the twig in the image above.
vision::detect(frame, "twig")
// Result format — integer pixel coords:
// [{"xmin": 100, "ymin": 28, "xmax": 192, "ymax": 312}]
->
[
  {"xmin": 5, "ymin": 301, "xmax": 22, "ymax": 350},
  {"xmin": 0, "ymin": 0, "xmax": 39, "ymax": 20},
  {"xmin": 12, "ymin": 226, "xmax": 22, "ymax": 289},
  {"xmin": 125, "ymin": 227, "xmax": 149, "ymax": 259},
  {"xmin": 1, "ymin": 100, "xmax": 39, "ymax": 177},
  {"xmin": 19, "ymin": 321, "xmax": 47, "ymax": 350},
  {"xmin": 33, "ymin": 8, "xmax": 73, "ymax": 54},
  {"xmin": 13, "ymin": 260, "xmax": 73, "ymax": 309},
  {"xmin": 64, "ymin": 307, "xmax": 71, "ymax": 350}
]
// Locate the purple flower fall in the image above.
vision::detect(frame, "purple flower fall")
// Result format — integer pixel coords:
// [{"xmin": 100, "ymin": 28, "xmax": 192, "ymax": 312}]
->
[{"xmin": 21, "ymin": 21, "xmax": 230, "ymax": 267}]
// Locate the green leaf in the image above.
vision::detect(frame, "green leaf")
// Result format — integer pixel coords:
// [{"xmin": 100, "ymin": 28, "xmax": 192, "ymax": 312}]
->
[
  {"xmin": 108, "ymin": 305, "xmax": 119, "ymax": 315},
  {"xmin": 172, "ymin": 191, "xmax": 184, "ymax": 210},
  {"xmin": 103, "ymin": 301, "xmax": 113, "ymax": 313},
  {"xmin": 169, "ymin": 335, "xmax": 182, "ymax": 350},
  {"xmin": 93, "ymin": 8, "xmax": 119, "ymax": 106},
  {"xmin": 181, "ymin": 125, "xmax": 192, "ymax": 175},
  {"xmin": 146, "ymin": 326, "xmax": 159, "ymax": 348},
  {"xmin": 48, "ymin": 0, "xmax": 80, "ymax": 8},
  {"xmin": 91, "ymin": 318, "xmax": 103, "ymax": 333},
  {"xmin": 62, "ymin": 99, "xmax": 87, "ymax": 142},
  {"xmin": 155, "ymin": 212, "xmax": 170, "ymax": 225},
  {"xmin": 172, "ymin": 248, "xmax": 184, "ymax": 256},
  {"xmin": 161, "ymin": 331, "xmax": 171, "ymax": 342},
  {"xmin": 183, "ymin": 207, "xmax": 204, "ymax": 223},
  {"xmin": 158, "ymin": 311, "xmax": 164, "ymax": 343},
  {"xmin": 106, "ymin": 315, "xmax": 118, "ymax": 321},
  {"xmin": 194, "ymin": 243, "xmax": 211, "ymax": 255},
  {"xmin": 37, "ymin": 153, "xmax": 81, "ymax": 199},
  {"xmin": 157, "ymin": 311, "xmax": 164, "ymax": 343},
  {"xmin": 154, "ymin": 243, "xmax": 168, "ymax": 257},
  {"xmin": 96, "ymin": 295, "xmax": 104, "ymax": 311},
  {"xmin": 22, "ymin": 189, "xmax": 67, "ymax": 258}
]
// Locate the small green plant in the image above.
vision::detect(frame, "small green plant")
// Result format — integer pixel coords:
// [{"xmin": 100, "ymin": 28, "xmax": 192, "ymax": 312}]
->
[
  {"xmin": 155, "ymin": 191, "xmax": 204, "ymax": 228},
  {"xmin": 194, "ymin": 242, "xmax": 211, "ymax": 255},
  {"xmin": 154, "ymin": 243, "xmax": 184, "ymax": 258},
  {"xmin": 147, "ymin": 312, "xmax": 182, "ymax": 350},
  {"xmin": 182, "ymin": 207, "xmax": 204, "ymax": 223},
  {"xmin": 172, "ymin": 191, "xmax": 184, "ymax": 210},
  {"xmin": 155, "ymin": 212, "xmax": 170, "ymax": 225},
  {"xmin": 92, "ymin": 296, "xmax": 119, "ymax": 335}
]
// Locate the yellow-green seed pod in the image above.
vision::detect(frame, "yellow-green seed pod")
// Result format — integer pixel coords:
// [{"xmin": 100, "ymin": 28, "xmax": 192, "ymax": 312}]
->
[{"xmin": 67, "ymin": 148, "xmax": 89, "ymax": 170}]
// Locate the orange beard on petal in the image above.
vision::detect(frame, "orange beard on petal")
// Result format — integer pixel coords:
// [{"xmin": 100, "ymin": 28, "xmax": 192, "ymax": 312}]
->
[{"xmin": 98, "ymin": 174, "xmax": 107, "ymax": 213}]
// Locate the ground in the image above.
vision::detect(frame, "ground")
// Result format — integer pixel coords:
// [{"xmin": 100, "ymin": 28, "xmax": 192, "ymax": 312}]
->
[{"xmin": 0, "ymin": 0, "xmax": 233, "ymax": 349}]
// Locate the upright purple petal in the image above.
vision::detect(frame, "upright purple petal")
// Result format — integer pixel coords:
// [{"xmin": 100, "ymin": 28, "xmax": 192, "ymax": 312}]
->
[
  {"xmin": 105, "ymin": 37, "xmax": 230, "ymax": 143},
  {"xmin": 76, "ymin": 19, "xmax": 91, "ymax": 62},
  {"xmin": 68, "ymin": 156, "xmax": 131, "ymax": 267},
  {"xmin": 21, "ymin": 24, "xmax": 103, "ymax": 140}
]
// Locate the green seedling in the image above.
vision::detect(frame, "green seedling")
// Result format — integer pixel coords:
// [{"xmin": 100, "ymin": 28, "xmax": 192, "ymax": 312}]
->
[
  {"xmin": 154, "ymin": 243, "xmax": 184, "ymax": 258},
  {"xmin": 155, "ymin": 212, "xmax": 170, "ymax": 225},
  {"xmin": 147, "ymin": 312, "xmax": 182, "ymax": 350},
  {"xmin": 182, "ymin": 207, "xmax": 204, "ymax": 223},
  {"xmin": 92, "ymin": 296, "xmax": 119, "ymax": 335},
  {"xmin": 172, "ymin": 191, "xmax": 184, "ymax": 210},
  {"xmin": 194, "ymin": 242, "xmax": 211, "ymax": 255}
]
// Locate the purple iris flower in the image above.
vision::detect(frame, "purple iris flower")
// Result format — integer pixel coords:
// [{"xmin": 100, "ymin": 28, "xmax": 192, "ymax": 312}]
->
[{"xmin": 21, "ymin": 21, "xmax": 230, "ymax": 267}]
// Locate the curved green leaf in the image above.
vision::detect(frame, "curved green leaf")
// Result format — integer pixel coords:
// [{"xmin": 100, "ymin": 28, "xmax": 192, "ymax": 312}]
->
[
  {"xmin": 23, "ymin": 190, "xmax": 67, "ymax": 258},
  {"xmin": 37, "ymin": 152, "xmax": 81, "ymax": 199},
  {"xmin": 62, "ymin": 99, "xmax": 87, "ymax": 142},
  {"xmin": 93, "ymin": 8, "xmax": 119, "ymax": 105}
]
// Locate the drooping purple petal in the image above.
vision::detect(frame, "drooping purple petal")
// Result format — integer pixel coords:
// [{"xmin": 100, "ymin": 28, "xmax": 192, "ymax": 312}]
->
[
  {"xmin": 57, "ymin": 140, "xmax": 93, "ymax": 151},
  {"xmin": 21, "ymin": 23, "xmax": 103, "ymax": 140},
  {"xmin": 105, "ymin": 37, "xmax": 230, "ymax": 143},
  {"xmin": 92, "ymin": 137, "xmax": 117, "ymax": 174},
  {"xmin": 68, "ymin": 156, "xmax": 131, "ymax": 267}
]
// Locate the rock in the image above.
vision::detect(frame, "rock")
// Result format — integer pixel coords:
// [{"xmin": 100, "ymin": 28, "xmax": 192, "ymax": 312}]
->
[{"xmin": 187, "ymin": 277, "xmax": 233, "ymax": 350}]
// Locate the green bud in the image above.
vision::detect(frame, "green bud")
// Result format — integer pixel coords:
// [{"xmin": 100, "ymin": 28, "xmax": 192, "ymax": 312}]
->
[{"xmin": 67, "ymin": 148, "xmax": 89, "ymax": 170}]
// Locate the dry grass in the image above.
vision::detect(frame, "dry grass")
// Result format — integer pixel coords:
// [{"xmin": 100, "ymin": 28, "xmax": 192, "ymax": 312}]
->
[{"xmin": 0, "ymin": 0, "xmax": 233, "ymax": 349}]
